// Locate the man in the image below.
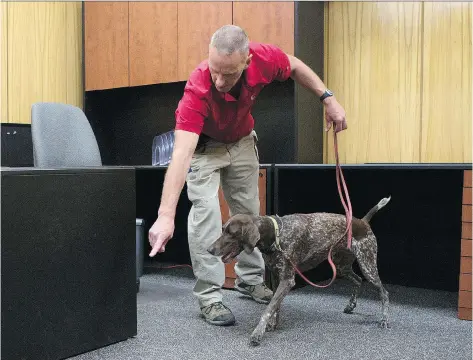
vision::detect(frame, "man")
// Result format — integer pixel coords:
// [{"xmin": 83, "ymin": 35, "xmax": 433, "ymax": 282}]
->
[{"xmin": 148, "ymin": 25, "xmax": 347, "ymax": 326}]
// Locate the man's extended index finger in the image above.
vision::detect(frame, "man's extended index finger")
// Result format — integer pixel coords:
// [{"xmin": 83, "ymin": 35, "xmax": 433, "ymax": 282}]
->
[{"xmin": 149, "ymin": 241, "xmax": 161, "ymax": 257}]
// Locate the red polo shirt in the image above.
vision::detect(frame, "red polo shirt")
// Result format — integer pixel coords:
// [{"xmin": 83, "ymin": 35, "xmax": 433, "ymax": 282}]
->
[{"xmin": 174, "ymin": 42, "xmax": 292, "ymax": 143}]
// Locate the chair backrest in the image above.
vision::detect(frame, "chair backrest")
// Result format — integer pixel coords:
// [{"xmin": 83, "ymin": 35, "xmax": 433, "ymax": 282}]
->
[{"xmin": 31, "ymin": 102, "xmax": 102, "ymax": 167}]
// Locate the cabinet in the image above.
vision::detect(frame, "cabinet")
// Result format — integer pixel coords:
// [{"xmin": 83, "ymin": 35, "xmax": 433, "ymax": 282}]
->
[
  {"xmin": 177, "ymin": 2, "xmax": 232, "ymax": 81},
  {"xmin": 84, "ymin": 2, "xmax": 294, "ymax": 90},
  {"xmin": 233, "ymin": 2, "xmax": 295, "ymax": 55},
  {"xmin": 84, "ymin": 2, "xmax": 129, "ymax": 91},
  {"xmin": 220, "ymin": 169, "xmax": 267, "ymax": 289},
  {"xmin": 129, "ymin": 2, "xmax": 178, "ymax": 86}
]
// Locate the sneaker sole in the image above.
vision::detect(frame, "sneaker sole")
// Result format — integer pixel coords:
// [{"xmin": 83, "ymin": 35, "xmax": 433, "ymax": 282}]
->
[
  {"xmin": 234, "ymin": 285, "xmax": 271, "ymax": 304},
  {"xmin": 201, "ymin": 314, "xmax": 236, "ymax": 326}
]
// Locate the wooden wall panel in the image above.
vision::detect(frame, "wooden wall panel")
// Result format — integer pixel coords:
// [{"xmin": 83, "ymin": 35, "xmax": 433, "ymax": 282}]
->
[
  {"xmin": 460, "ymin": 169, "xmax": 472, "ymax": 320},
  {"xmin": 233, "ymin": 2, "xmax": 295, "ymax": 55},
  {"xmin": 84, "ymin": 2, "xmax": 129, "ymax": 91},
  {"xmin": 65, "ymin": 2, "xmax": 83, "ymax": 109},
  {"xmin": 129, "ymin": 2, "xmax": 178, "ymax": 86},
  {"xmin": 324, "ymin": 2, "xmax": 472, "ymax": 164},
  {"xmin": 7, "ymin": 2, "xmax": 83, "ymax": 124},
  {"xmin": 177, "ymin": 2, "xmax": 232, "ymax": 81},
  {"xmin": 324, "ymin": 2, "xmax": 423, "ymax": 164},
  {"xmin": 421, "ymin": 2, "xmax": 472, "ymax": 163},
  {"xmin": 1, "ymin": 2, "xmax": 7, "ymax": 122}
]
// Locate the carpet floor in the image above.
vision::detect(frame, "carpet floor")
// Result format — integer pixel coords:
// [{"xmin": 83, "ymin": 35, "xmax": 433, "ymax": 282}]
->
[{"xmin": 69, "ymin": 267, "xmax": 471, "ymax": 360}]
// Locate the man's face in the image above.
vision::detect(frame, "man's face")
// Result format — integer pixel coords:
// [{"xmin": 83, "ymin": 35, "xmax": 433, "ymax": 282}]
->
[{"xmin": 208, "ymin": 46, "xmax": 251, "ymax": 93}]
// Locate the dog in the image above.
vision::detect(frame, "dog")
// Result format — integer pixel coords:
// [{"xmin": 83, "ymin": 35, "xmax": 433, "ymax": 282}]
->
[{"xmin": 207, "ymin": 196, "xmax": 391, "ymax": 346}]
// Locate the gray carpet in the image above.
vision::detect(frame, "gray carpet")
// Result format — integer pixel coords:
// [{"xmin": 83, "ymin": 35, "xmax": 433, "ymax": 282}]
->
[{"xmin": 70, "ymin": 267, "xmax": 472, "ymax": 360}]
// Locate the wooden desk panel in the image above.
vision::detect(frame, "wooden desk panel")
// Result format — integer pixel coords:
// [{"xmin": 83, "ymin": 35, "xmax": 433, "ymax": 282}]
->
[{"xmin": 459, "ymin": 170, "xmax": 472, "ymax": 320}]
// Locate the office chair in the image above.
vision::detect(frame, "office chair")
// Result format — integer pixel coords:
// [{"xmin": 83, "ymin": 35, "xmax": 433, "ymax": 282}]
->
[
  {"xmin": 31, "ymin": 102, "xmax": 102, "ymax": 167},
  {"xmin": 30, "ymin": 102, "xmax": 143, "ymax": 292}
]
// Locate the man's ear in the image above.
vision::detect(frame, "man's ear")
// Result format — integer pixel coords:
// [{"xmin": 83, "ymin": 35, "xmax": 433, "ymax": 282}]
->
[
  {"xmin": 242, "ymin": 222, "xmax": 260, "ymax": 254},
  {"xmin": 244, "ymin": 53, "xmax": 253, "ymax": 69}
]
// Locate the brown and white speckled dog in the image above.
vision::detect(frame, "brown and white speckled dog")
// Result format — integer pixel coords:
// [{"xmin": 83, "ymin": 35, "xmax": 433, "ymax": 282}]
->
[{"xmin": 207, "ymin": 196, "xmax": 391, "ymax": 346}]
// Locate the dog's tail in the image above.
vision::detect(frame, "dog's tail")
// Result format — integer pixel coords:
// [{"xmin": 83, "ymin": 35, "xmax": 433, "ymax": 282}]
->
[{"xmin": 362, "ymin": 196, "xmax": 391, "ymax": 223}]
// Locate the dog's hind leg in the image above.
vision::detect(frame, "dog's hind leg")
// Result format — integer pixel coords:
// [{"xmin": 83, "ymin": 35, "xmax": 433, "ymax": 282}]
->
[
  {"xmin": 333, "ymin": 250, "xmax": 363, "ymax": 314},
  {"xmin": 340, "ymin": 268, "xmax": 363, "ymax": 314},
  {"xmin": 352, "ymin": 235, "xmax": 390, "ymax": 328}
]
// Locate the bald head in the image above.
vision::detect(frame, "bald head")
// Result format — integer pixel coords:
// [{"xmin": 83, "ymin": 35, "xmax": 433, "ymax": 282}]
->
[{"xmin": 210, "ymin": 25, "xmax": 249, "ymax": 57}]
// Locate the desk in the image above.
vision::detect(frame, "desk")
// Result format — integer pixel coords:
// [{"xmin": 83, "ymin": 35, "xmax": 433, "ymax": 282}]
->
[
  {"xmin": 1, "ymin": 167, "xmax": 137, "ymax": 360},
  {"xmin": 271, "ymin": 163, "xmax": 472, "ymax": 320},
  {"xmin": 135, "ymin": 164, "xmax": 273, "ymax": 288}
]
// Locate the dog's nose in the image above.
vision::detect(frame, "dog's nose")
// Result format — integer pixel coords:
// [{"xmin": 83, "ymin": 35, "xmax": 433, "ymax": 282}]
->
[{"xmin": 207, "ymin": 245, "xmax": 215, "ymax": 255}]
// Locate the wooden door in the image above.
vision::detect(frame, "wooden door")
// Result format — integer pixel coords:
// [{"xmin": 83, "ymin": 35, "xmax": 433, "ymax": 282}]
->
[
  {"xmin": 177, "ymin": 2, "xmax": 232, "ymax": 81},
  {"xmin": 233, "ymin": 2, "xmax": 295, "ymax": 55},
  {"xmin": 129, "ymin": 2, "xmax": 178, "ymax": 86},
  {"xmin": 84, "ymin": 2, "xmax": 129, "ymax": 91},
  {"xmin": 221, "ymin": 169, "xmax": 267, "ymax": 288}
]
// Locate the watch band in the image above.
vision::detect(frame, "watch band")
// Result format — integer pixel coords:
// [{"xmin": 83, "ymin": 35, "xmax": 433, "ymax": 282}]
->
[{"xmin": 320, "ymin": 89, "xmax": 333, "ymax": 102}]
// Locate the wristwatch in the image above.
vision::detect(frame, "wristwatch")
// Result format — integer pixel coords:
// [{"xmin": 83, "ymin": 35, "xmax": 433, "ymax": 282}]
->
[{"xmin": 320, "ymin": 89, "xmax": 334, "ymax": 102}]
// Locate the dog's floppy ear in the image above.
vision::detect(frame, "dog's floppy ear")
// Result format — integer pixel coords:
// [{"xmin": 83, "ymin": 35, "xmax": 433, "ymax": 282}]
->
[{"xmin": 242, "ymin": 222, "xmax": 260, "ymax": 254}]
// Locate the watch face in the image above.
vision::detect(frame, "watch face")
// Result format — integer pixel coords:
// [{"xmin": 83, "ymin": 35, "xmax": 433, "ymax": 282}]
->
[{"xmin": 326, "ymin": 90, "xmax": 333, "ymax": 96}]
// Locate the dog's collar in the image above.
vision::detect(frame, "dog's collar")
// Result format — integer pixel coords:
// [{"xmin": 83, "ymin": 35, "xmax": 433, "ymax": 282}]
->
[{"xmin": 268, "ymin": 215, "xmax": 282, "ymax": 252}]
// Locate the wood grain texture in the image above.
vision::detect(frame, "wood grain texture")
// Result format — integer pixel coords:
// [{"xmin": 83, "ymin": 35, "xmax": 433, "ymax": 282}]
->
[
  {"xmin": 258, "ymin": 169, "xmax": 267, "ymax": 216},
  {"xmin": 458, "ymin": 307, "xmax": 472, "ymax": 320},
  {"xmin": 177, "ymin": 2, "xmax": 232, "ymax": 81},
  {"xmin": 462, "ymin": 239, "xmax": 472, "ymax": 257},
  {"xmin": 421, "ymin": 2, "xmax": 472, "ymax": 163},
  {"xmin": 463, "ymin": 205, "xmax": 472, "ymax": 223},
  {"xmin": 233, "ymin": 2, "xmax": 294, "ymax": 54},
  {"xmin": 462, "ymin": 223, "xmax": 472, "ymax": 240},
  {"xmin": 84, "ymin": 1, "xmax": 129, "ymax": 91},
  {"xmin": 7, "ymin": 2, "xmax": 83, "ymax": 124},
  {"xmin": 219, "ymin": 187, "xmax": 230, "ymax": 224},
  {"xmin": 464, "ymin": 187, "xmax": 472, "ymax": 205},
  {"xmin": 465, "ymin": 170, "xmax": 472, "ymax": 188},
  {"xmin": 459, "ymin": 290, "xmax": 472, "ymax": 308},
  {"xmin": 324, "ymin": 2, "xmax": 423, "ymax": 163},
  {"xmin": 460, "ymin": 274, "xmax": 472, "ymax": 291},
  {"xmin": 66, "ymin": 2, "xmax": 83, "ymax": 108},
  {"xmin": 129, "ymin": 2, "xmax": 178, "ymax": 86},
  {"xmin": 1, "ymin": 2, "xmax": 7, "ymax": 122},
  {"xmin": 461, "ymin": 256, "xmax": 472, "ymax": 274}
]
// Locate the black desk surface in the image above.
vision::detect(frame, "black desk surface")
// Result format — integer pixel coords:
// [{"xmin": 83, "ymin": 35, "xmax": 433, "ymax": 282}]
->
[{"xmin": 1, "ymin": 165, "xmax": 136, "ymax": 173}]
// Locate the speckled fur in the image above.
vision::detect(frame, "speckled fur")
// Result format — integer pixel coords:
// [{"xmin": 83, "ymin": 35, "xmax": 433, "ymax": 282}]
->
[{"xmin": 207, "ymin": 196, "xmax": 391, "ymax": 346}]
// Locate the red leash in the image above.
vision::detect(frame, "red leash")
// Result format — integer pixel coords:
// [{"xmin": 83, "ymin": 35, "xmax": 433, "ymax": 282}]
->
[{"xmin": 288, "ymin": 129, "xmax": 353, "ymax": 288}]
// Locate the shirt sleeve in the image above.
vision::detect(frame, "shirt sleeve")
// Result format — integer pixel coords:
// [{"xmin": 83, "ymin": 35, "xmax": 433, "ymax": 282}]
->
[
  {"xmin": 257, "ymin": 43, "xmax": 292, "ymax": 82},
  {"xmin": 174, "ymin": 88, "xmax": 208, "ymax": 135}
]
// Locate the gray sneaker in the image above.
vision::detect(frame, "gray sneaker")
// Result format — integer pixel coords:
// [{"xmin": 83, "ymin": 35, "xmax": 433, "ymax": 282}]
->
[
  {"xmin": 235, "ymin": 281, "xmax": 273, "ymax": 304},
  {"xmin": 200, "ymin": 302, "xmax": 236, "ymax": 326}
]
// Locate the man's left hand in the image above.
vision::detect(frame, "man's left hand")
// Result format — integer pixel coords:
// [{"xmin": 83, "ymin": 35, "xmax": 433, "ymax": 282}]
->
[{"xmin": 324, "ymin": 97, "xmax": 347, "ymax": 133}]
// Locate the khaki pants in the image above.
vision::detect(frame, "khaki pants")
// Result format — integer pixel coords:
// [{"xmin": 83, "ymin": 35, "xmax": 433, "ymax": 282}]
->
[{"xmin": 186, "ymin": 130, "xmax": 265, "ymax": 308}]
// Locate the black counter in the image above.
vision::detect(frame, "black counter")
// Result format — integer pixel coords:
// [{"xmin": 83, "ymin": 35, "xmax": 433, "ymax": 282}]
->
[{"xmin": 1, "ymin": 166, "xmax": 137, "ymax": 360}]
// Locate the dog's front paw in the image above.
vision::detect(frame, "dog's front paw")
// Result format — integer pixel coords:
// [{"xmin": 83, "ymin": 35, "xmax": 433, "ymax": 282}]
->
[
  {"xmin": 343, "ymin": 305, "xmax": 355, "ymax": 314},
  {"xmin": 249, "ymin": 328, "xmax": 265, "ymax": 346},
  {"xmin": 266, "ymin": 321, "xmax": 276, "ymax": 332},
  {"xmin": 379, "ymin": 319, "xmax": 390, "ymax": 329},
  {"xmin": 266, "ymin": 314, "xmax": 278, "ymax": 332}
]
